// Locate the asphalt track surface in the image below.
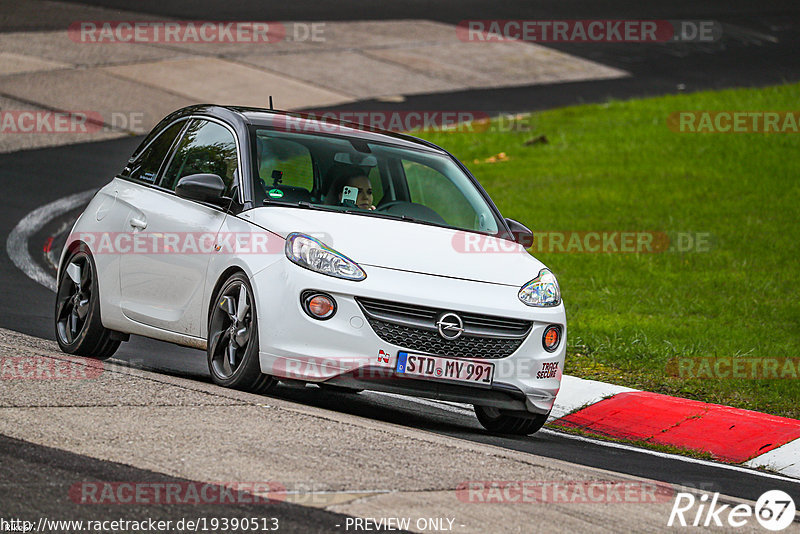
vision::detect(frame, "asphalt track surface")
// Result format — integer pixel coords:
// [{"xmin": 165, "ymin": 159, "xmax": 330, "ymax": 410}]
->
[
  {"xmin": 13, "ymin": 0, "xmax": 800, "ymax": 114},
  {"xmin": 0, "ymin": 434, "xmax": 374, "ymax": 533},
  {"xmin": 2, "ymin": 0, "xmax": 800, "ymax": 526}
]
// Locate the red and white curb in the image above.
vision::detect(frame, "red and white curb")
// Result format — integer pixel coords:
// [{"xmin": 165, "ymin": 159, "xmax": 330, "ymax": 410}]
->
[{"xmin": 551, "ymin": 375, "xmax": 800, "ymax": 479}]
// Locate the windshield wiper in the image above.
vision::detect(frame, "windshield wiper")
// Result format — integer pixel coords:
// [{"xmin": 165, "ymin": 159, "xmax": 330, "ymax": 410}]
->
[
  {"xmin": 262, "ymin": 199, "xmax": 337, "ymax": 212},
  {"xmin": 356, "ymin": 210, "xmax": 421, "ymax": 223},
  {"xmin": 261, "ymin": 199, "xmax": 423, "ymax": 224},
  {"xmin": 298, "ymin": 201, "xmax": 330, "ymax": 211}
]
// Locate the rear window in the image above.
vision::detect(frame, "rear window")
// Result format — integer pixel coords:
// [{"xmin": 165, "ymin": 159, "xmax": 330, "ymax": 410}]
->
[{"xmin": 122, "ymin": 120, "xmax": 185, "ymax": 184}]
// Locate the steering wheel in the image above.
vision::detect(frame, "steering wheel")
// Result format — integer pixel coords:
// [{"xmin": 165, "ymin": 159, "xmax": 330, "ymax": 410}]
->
[
  {"xmin": 375, "ymin": 200, "xmax": 407, "ymax": 211},
  {"xmin": 375, "ymin": 200, "xmax": 447, "ymax": 224}
]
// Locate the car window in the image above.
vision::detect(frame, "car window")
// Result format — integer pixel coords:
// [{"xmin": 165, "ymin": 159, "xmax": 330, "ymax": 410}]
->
[
  {"xmin": 401, "ymin": 159, "xmax": 492, "ymax": 231},
  {"xmin": 122, "ymin": 120, "xmax": 186, "ymax": 184},
  {"xmin": 256, "ymin": 137, "xmax": 313, "ymax": 192},
  {"xmin": 394, "ymin": 155, "xmax": 498, "ymax": 233},
  {"xmin": 161, "ymin": 119, "xmax": 239, "ymax": 195},
  {"xmin": 251, "ymin": 128, "xmax": 501, "ymax": 235}
]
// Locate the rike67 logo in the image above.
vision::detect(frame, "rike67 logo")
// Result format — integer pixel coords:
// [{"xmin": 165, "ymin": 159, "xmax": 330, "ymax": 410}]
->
[{"xmin": 668, "ymin": 490, "xmax": 796, "ymax": 531}]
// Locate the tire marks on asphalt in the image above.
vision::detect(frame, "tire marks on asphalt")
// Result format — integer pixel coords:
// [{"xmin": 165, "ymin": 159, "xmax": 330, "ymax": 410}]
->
[{"xmin": 5, "ymin": 189, "xmax": 94, "ymax": 292}]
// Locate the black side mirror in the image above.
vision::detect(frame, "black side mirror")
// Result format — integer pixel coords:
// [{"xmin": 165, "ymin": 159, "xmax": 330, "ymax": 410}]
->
[
  {"xmin": 175, "ymin": 173, "xmax": 226, "ymax": 205},
  {"xmin": 505, "ymin": 218, "xmax": 534, "ymax": 248}
]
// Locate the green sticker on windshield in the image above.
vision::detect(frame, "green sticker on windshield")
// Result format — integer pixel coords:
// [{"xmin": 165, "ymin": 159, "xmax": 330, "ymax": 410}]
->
[{"xmin": 268, "ymin": 188, "xmax": 284, "ymax": 199}]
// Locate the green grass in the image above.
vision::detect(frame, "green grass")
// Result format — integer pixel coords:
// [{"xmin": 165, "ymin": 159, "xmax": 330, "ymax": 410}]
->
[{"xmin": 415, "ymin": 83, "xmax": 800, "ymax": 419}]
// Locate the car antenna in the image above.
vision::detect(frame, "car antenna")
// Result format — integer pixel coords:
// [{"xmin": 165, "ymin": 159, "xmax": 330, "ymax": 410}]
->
[{"xmin": 269, "ymin": 96, "xmax": 274, "ymax": 110}]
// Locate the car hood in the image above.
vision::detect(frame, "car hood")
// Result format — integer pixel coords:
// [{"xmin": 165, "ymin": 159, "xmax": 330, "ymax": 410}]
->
[{"xmin": 243, "ymin": 206, "xmax": 545, "ymax": 287}]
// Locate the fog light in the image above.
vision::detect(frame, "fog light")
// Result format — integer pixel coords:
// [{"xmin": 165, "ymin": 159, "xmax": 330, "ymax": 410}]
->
[
  {"xmin": 542, "ymin": 325, "xmax": 561, "ymax": 352},
  {"xmin": 301, "ymin": 291, "xmax": 337, "ymax": 320}
]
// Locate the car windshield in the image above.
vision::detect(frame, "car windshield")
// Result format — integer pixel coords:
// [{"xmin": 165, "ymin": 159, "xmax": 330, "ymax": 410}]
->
[{"xmin": 250, "ymin": 128, "xmax": 502, "ymax": 235}]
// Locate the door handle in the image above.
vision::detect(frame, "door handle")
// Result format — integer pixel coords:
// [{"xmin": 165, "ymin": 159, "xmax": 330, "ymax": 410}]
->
[{"xmin": 129, "ymin": 217, "xmax": 147, "ymax": 230}]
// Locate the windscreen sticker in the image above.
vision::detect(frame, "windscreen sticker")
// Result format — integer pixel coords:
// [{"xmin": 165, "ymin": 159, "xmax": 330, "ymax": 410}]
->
[{"xmin": 268, "ymin": 188, "xmax": 284, "ymax": 199}]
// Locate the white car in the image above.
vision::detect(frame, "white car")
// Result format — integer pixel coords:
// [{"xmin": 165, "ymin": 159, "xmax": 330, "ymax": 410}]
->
[{"xmin": 55, "ymin": 105, "xmax": 566, "ymax": 435}]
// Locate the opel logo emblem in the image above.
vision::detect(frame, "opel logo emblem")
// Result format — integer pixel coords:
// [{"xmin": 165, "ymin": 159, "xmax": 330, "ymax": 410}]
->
[{"xmin": 436, "ymin": 312, "xmax": 464, "ymax": 340}]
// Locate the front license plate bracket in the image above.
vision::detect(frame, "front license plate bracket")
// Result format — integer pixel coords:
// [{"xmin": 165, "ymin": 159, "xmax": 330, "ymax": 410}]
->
[{"xmin": 396, "ymin": 351, "xmax": 493, "ymax": 387}]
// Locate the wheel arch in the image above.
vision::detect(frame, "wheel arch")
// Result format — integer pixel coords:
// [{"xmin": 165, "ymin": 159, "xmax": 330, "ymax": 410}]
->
[
  {"xmin": 206, "ymin": 265, "xmax": 250, "ymax": 324},
  {"xmin": 57, "ymin": 239, "xmax": 91, "ymax": 285}
]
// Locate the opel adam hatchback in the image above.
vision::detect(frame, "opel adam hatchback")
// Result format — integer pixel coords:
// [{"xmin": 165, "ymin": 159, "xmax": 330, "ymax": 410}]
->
[{"xmin": 55, "ymin": 105, "xmax": 565, "ymax": 435}]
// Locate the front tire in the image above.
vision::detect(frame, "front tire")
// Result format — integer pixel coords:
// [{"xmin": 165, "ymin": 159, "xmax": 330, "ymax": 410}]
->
[
  {"xmin": 207, "ymin": 273, "xmax": 274, "ymax": 394},
  {"xmin": 474, "ymin": 405, "xmax": 549, "ymax": 435},
  {"xmin": 54, "ymin": 248, "xmax": 120, "ymax": 359}
]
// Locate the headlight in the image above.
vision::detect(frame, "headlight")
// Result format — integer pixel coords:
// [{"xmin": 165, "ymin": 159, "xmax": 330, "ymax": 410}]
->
[
  {"xmin": 518, "ymin": 268, "xmax": 561, "ymax": 307},
  {"xmin": 285, "ymin": 233, "xmax": 366, "ymax": 281}
]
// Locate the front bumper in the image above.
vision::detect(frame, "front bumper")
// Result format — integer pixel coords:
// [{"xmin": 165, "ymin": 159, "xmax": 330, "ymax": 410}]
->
[{"xmin": 250, "ymin": 259, "xmax": 566, "ymax": 415}]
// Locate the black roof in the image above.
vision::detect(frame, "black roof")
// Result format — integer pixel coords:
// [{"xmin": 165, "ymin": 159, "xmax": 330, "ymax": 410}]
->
[{"xmin": 163, "ymin": 104, "xmax": 446, "ymax": 154}]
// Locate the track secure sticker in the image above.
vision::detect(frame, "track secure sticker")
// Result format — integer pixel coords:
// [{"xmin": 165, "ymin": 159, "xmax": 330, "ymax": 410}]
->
[
  {"xmin": 268, "ymin": 188, "xmax": 284, "ymax": 198},
  {"xmin": 537, "ymin": 362, "xmax": 559, "ymax": 379}
]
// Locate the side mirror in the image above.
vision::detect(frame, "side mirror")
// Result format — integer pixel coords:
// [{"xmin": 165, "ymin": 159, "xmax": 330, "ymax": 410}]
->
[
  {"xmin": 175, "ymin": 173, "xmax": 226, "ymax": 205},
  {"xmin": 505, "ymin": 218, "xmax": 534, "ymax": 248}
]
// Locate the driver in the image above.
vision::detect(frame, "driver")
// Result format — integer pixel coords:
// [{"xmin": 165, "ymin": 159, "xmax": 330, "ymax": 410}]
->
[{"xmin": 325, "ymin": 164, "xmax": 375, "ymax": 210}]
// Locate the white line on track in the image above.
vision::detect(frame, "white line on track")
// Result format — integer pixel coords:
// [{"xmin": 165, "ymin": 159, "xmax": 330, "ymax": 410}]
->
[
  {"xmin": 536, "ymin": 429, "xmax": 800, "ymax": 485},
  {"xmin": 5, "ymin": 189, "xmax": 95, "ymax": 292},
  {"xmin": 372, "ymin": 392, "xmax": 800, "ymax": 485}
]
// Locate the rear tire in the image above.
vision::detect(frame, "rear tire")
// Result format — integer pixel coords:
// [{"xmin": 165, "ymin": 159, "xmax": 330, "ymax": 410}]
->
[
  {"xmin": 54, "ymin": 248, "xmax": 120, "ymax": 360},
  {"xmin": 207, "ymin": 273, "xmax": 274, "ymax": 394},
  {"xmin": 474, "ymin": 405, "xmax": 549, "ymax": 435}
]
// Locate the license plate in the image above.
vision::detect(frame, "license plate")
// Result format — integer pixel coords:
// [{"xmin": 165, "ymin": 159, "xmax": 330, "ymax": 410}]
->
[{"xmin": 395, "ymin": 351, "xmax": 493, "ymax": 386}]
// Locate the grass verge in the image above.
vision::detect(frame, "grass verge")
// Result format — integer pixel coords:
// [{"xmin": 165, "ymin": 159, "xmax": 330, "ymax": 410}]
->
[{"xmin": 416, "ymin": 83, "xmax": 800, "ymax": 419}]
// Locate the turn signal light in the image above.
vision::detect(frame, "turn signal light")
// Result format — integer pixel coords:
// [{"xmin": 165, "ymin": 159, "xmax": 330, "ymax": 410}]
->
[
  {"xmin": 301, "ymin": 291, "xmax": 337, "ymax": 320},
  {"xmin": 542, "ymin": 325, "xmax": 561, "ymax": 352}
]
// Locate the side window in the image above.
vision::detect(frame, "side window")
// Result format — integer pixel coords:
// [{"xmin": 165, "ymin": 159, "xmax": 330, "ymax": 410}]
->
[
  {"xmin": 122, "ymin": 120, "xmax": 185, "ymax": 184},
  {"xmin": 403, "ymin": 160, "xmax": 475, "ymax": 229},
  {"xmin": 256, "ymin": 137, "xmax": 314, "ymax": 192},
  {"xmin": 161, "ymin": 119, "xmax": 239, "ymax": 194}
]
